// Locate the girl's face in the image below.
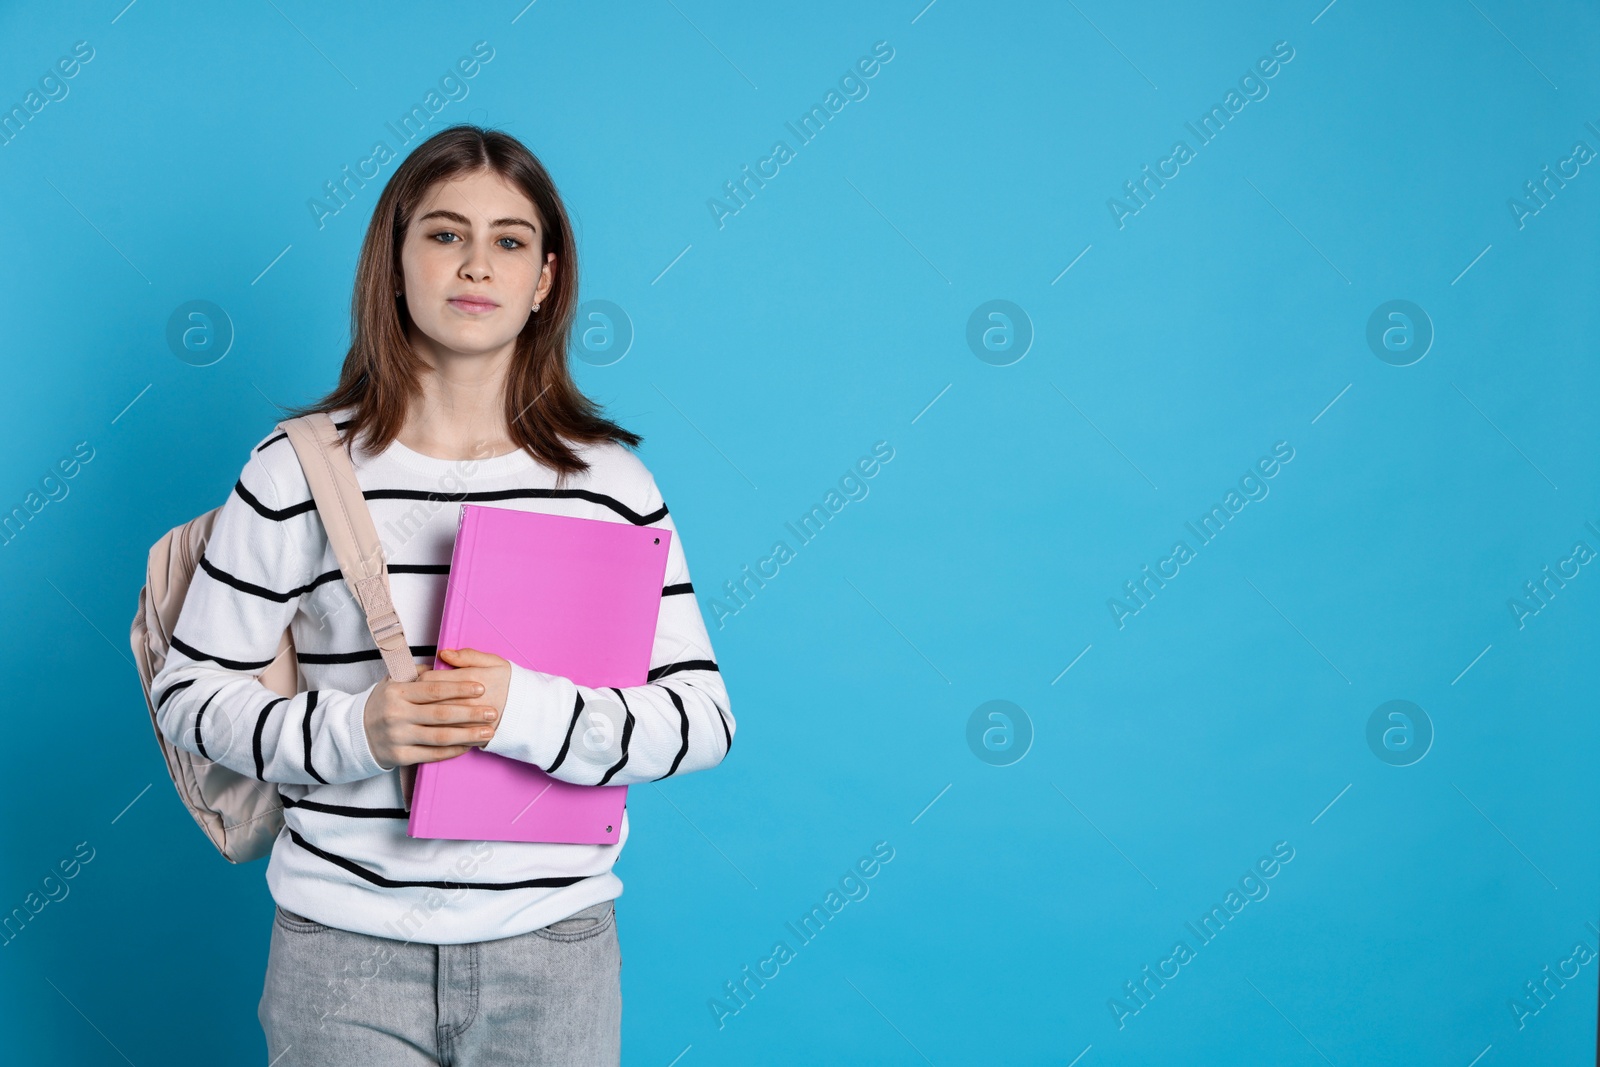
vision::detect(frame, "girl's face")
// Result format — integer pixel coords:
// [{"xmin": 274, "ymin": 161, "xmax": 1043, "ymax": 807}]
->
[{"xmin": 396, "ymin": 168, "xmax": 557, "ymax": 366}]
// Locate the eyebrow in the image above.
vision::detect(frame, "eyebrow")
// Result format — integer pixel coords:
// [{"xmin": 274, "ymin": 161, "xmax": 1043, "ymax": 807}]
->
[{"xmin": 417, "ymin": 208, "xmax": 539, "ymax": 233}]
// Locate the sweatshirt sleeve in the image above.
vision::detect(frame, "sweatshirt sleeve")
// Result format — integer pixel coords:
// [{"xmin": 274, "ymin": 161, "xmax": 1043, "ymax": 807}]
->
[
  {"xmin": 150, "ymin": 441, "xmax": 391, "ymax": 786},
  {"xmin": 481, "ymin": 474, "xmax": 735, "ymax": 786}
]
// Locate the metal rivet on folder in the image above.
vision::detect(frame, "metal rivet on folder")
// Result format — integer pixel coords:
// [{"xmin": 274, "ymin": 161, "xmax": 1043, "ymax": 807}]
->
[
  {"xmin": 605, "ymin": 825, "xmax": 613, "ymax": 833},
  {"xmin": 653, "ymin": 538, "xmax": 659, "ymax": 544}
]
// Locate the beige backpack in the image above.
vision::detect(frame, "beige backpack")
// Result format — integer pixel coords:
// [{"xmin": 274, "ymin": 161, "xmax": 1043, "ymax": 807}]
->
[{"xmin": 129, "ymin": 412, "xmax": 419, "ymax": 864}]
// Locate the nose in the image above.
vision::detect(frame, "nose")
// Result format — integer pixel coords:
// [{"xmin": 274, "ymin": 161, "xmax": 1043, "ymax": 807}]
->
[{"xmin": 460, "ymin": 239, "xmax": 492, "ymax": 283}]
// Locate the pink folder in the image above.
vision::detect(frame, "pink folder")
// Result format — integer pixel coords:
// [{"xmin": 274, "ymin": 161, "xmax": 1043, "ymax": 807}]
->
[{"xmin": 406, "ymin": 503, "xmax": 672, "ymax": 845}]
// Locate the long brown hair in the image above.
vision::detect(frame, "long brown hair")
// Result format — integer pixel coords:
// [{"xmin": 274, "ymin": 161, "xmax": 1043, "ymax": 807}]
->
[{"xmin": 281, "ymin": 124, "xmax": 640, "ymax": 484}]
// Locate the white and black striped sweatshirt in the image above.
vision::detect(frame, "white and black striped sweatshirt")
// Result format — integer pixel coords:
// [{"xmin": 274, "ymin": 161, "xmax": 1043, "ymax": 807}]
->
[{"xmin": 150, "ymin": 406, "xmax": 734, "ymax": 944}]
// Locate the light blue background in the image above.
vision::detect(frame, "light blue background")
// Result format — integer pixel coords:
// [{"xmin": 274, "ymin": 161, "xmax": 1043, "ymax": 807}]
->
[{"xmin": 1, "ymin": 1, "xmax": 1596, "ymax": 1064}]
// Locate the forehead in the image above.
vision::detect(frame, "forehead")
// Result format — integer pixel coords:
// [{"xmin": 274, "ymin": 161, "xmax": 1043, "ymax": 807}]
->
[{"xmin": 416, "ymin": 169, "xmax": 540, "ymax": 224}]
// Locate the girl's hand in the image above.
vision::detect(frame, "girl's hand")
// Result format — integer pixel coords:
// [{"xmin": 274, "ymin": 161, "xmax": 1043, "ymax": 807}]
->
[
  {"xmin": 360, "ymin": 665, "xmax": 499, "ymax": 770},
  {"xmin": 428, "ymin": 646, "xmax": 511, "ymax": 722}
]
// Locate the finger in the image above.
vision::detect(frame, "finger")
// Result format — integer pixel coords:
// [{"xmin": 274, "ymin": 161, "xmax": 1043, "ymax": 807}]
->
[
  {"xmin": 401, "ymin": 744, "xmax": 481, "ymax": 764},
  {"xmin": 440, "ymin": 647, "xmax": 504, "ymax": 667},
  {"xmin": 414, "ymin": 702, "xmax": 498, "ymax": 726},
  {"xmin": 404, "ymin": 679, "xmax": 486, "ymax": 703},
  {"xmin": 410, "ymin": 723, "xmax": 499, "ymax": 747},
  {"xmin": 418, "ymin": 666, "xmax": 469, "ymax": 682}
]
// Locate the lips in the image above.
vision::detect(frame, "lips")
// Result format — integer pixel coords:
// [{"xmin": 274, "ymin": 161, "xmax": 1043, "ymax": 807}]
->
[{"xmin": 449, "ymin": 296, "xmax": 498, "ymax": 312}]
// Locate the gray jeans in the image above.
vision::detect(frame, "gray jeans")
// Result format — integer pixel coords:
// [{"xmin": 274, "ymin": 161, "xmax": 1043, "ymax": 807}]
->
[{"xmin": 258, "ymin": 899, "xmax": 621, "ymax": 1065}]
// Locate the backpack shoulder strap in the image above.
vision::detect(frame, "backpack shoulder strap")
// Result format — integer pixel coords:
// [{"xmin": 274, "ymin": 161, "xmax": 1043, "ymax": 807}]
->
[{"xmin": 279, "ymin": 413, "xmax": 418, "ymax": 685}]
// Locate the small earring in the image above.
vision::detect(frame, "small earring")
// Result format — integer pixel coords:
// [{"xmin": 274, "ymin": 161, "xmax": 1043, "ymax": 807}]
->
[{"xmin": 531, "ymin": 302, "xmax": 540, "ymax": 312}]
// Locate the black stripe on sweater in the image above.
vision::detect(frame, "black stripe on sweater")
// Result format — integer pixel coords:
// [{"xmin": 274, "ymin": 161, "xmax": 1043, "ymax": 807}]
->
[
  {"xmin": 674, "ymin": 676, "xmax": 734, "ymax": 755},
  {"xmin": 170, "ymin": 634, "xmax": 277, "ymax": 672},
  {"xmin": 199, "ymin": 561, "xmax": 448, "ymax": 605},
  {"xmin": 359, "ymin": 488, "xmax": 668, "ymax": 526},
  {"xmin": 545, "ymin": 691, "xmax": 585, "ymax": 774},
  {"xmin": 157, "ymin": 677, "xmax": 197, "ymax": 710},
  {"xmin": 657, "ymin": 683, "xmax": 691, "ymax": 780},
  {"xmin": 597, "ymin": 688, "xmax": 636, "ymax": 786},
  {"xmin": 211, "ymin": 559, "xmax": 672, "ymax": 608},
  {"xmin": 254, "ymin": 419, "xmax": 356, "ymax": 453},
  {"xmin": 647, "ymin": 659, "xmax": 719, "ymax": 682},
  {"xmin": 175, "ymin": 634, "xmax": 439, "ymax": 670},
  {"xmin": 253, "ymin": 696, "xmax": 290, "ymax": 780},
  {"xmin": 716, "ymin": 697, "xmax": 733, "ymax": 753},
  {"xmin": 234, "ymin": 479, "xmax": 310, "ymax": 521},
  {"xmin": 193, "ymin": 688, "xmax": 218, "ymax": 759},
  {"xmin": 301, "ymin": 690, "xmax": 328, "ymax": 785},
  {"xmin": 199, "ymin": 554, "xmax": 329, "ymax": 602},
  {"xmin": 282, "ymin": 795, "xmax": 408, "ymax": 819},
  {"xmin": 297, "ymin": 644, "xmax": 436, "ymax": 665},
  {"xmin": 287, "ymin": 828, "xmax": 588, "ymax": 889},
  {"xmin": 238, "ymin": 483, "xmax": 666, "ymax": 527}
]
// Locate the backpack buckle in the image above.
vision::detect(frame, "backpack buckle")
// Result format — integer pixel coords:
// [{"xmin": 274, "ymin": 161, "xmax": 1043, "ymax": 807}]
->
[
  {"xmin": 369, "ymin": 609, "xmax": 404, "ymax": 645},
  {"xmin": 353, "ymin": 575, "xmax": 404, "ymax": 647}
]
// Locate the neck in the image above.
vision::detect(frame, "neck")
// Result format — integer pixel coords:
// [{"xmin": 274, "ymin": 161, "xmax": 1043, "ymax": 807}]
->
[{"xmin": 399, "ymin": 342, "xmax": 516, "ymax": 459}]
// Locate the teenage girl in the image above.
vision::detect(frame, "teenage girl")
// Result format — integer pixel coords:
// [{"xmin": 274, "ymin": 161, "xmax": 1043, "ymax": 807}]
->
[{"xmin": 151, "ymin": 124, "xmax": 734, "ymax": 1065}]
